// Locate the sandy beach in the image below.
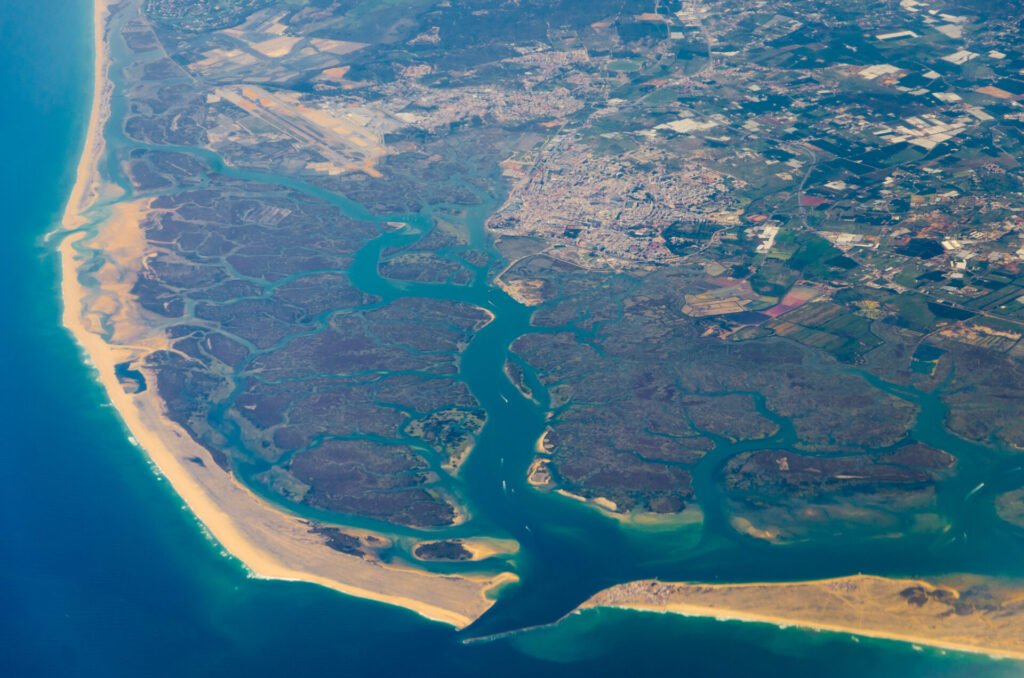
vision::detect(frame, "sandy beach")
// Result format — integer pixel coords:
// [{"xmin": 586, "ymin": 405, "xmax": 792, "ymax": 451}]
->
[
  {"xmin": 57, "ymin": 0, "xmax": 513, "ymax": 630},
  {"xmin": 61, "ymin": 0, "xmax": 114, "ymax": 232},
  {"xmin": 581, "ymin": 575, "xmax": 1024, "ymax": 661}
]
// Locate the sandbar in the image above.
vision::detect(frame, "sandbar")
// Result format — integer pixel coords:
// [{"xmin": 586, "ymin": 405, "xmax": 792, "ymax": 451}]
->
[
  {"xmin": 580, "ymin": 574, "xmax": 1024, "ymax": 661},
  {"xmin": 553, "ymin": 488, "xmax": 703, "ymax": 529}
]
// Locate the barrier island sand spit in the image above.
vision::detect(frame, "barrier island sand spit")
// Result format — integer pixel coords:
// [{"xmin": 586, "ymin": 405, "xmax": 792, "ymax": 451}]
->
[
  {"xmin": 57, "ymin": 0, "xmax": 514, "ymax": 630},
  {"xmin": 62, "ymin": 0, "xmax": 114, "ymax": 230},
  {"xmin": 581, "ymin": 575, "xmax": 1024, "ymax": 661}
]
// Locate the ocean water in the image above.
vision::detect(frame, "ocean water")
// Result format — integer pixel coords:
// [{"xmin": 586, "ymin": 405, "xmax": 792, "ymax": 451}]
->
[{"xmin": 0, "ymin": 0, "xmax": 1020, "ymax": 675}]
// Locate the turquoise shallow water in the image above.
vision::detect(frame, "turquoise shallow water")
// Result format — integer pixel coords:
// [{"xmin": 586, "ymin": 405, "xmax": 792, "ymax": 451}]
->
[{"xmin": 1, "ymin": 0, "xmax": 1021, "ymax": 675}]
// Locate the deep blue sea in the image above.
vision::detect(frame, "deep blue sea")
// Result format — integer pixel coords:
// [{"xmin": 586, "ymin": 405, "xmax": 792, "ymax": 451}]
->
[{"xmin": 0, "ymin": 1, "xmax": 1021, "ymax": 675}]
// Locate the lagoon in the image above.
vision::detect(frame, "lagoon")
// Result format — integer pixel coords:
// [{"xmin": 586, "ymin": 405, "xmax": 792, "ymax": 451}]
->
[{"xmin": 0, "ymin": 0, "xmax": 1020, "ymax": 675}]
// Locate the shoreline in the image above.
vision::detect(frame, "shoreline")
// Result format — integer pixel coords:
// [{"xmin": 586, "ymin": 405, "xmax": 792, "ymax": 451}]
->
[
  {"xmin": 551, "ymin": 487, "xmax": 704, "ymax": 530},
  {"xmin": 61, "ymin": 0, "xmax": 109, "ymax": 232},
  {"xmin": 57, "ymin": 0, "xmax": 511, "ymax": 630},
  {"xmin": 56, "ymin": 0, "xmax": 1024, "ymax": 657},
  {"xmin": 580, "ymin": 575, "xmax": 1024, "ymax": 662}
]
